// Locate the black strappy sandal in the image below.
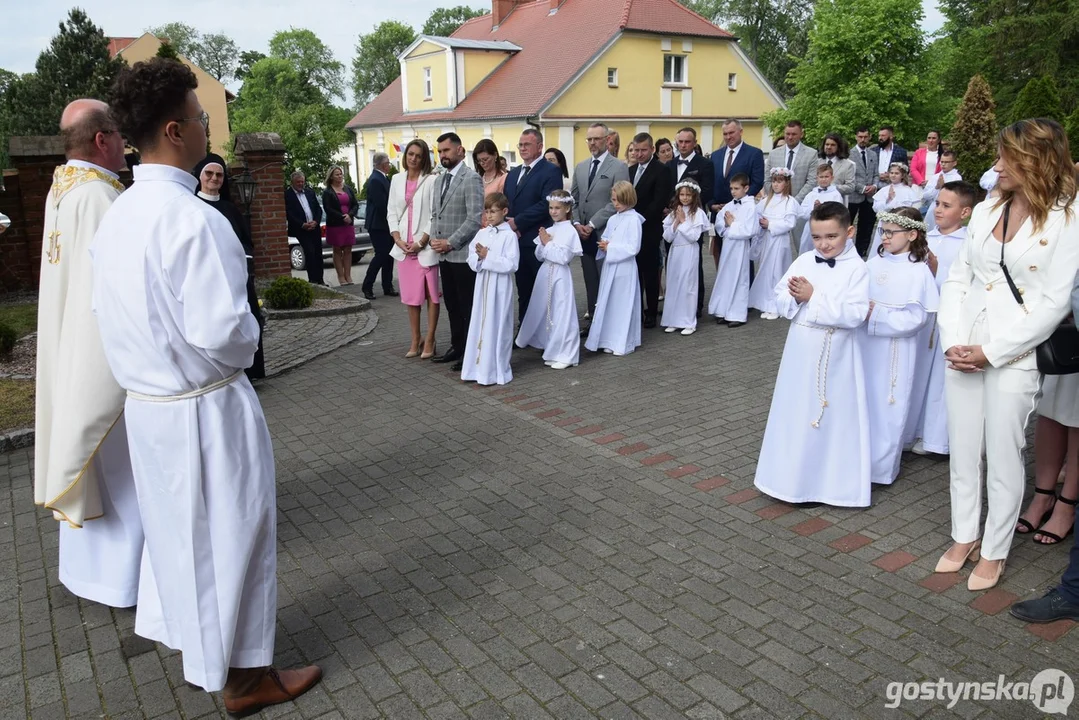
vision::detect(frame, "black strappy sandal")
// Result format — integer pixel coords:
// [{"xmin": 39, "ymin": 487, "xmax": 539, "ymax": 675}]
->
[
  {"xmin": 1034, "ymin": 495, "xmax": 1077, "ymax": 546},
  {"xmin": 1016, "ymin": 487, "xmax": 1057, "ymax": 534}
]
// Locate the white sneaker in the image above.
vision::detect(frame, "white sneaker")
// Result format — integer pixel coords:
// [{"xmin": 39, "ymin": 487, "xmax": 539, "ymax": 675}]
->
[
  {"xmin": 549, "ymin": 361, "xmax": 570, "ymax": 370},
  {"xmin": 664, "ymin": 327, "xmax": 677, "ymax": 333},
  {"xmin": 761, "ymin": 312, "xmax": 779, "ymax": 320},
  {"xmin": 680, "ymin": 327, "xmax": 696, "ymax": 336},
  {"xmin": 584, "ymin": 312, "xmax": 590, "ymax": 319},
  {"xmin": 543, "ymin": 361, "xmax": 553, "ymax": 366},
  {"xmin": 911, "ymin": 441, "xmax": 928, "ymax": 456},
  {"xmin": 603, "ymin": 348, "xmax": 614, "ymax": 354}
]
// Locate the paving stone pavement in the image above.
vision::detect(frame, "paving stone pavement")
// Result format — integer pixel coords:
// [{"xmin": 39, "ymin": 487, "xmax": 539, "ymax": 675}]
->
[{"xmin": 2, "ymin": 258, "xmax": 1078, "ymax": 719}]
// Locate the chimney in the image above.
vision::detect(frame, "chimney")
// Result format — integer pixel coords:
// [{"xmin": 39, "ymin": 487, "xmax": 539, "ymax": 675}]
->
[{"xmin": 492, "ymin": 0, "xmax": 514, "ymax": 26}]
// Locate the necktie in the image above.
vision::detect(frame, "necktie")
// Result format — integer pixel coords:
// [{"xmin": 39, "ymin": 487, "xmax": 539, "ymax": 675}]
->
[
  {"xmin": 860, "ymin": 149, "xmax": 867, "ymax": 169},
  {"xmin": 632, "ymin": 163, "xmax": 643, "ymax": 187},
  {"xmin": 724, "ymin": 149, "xmax": 734, "ymax": 177},
  {"xmin": 827, "ymin": 158, "xmax": 833, "ymax": 166},
  {"xmin": 440, "ymin": 172, "xmax": 452, "ymax": 202},
  {"xmin": 520, "ymin": 165, "xmax": 530, "ymax": 183},
  {"xmin": 814, "ymin": 256, "xmax": 836, "ymax": 267},
  {"xmin": 587, "ymin": 158, "xmax": 599, "ymax": 188},
  {"xmin": 786, "ymin": 148, "xmax": 794, "ymax": 170}
]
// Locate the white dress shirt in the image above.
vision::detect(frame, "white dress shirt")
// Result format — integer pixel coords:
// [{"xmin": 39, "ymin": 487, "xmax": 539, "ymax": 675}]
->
[
  {"xmin": 877, "ymin": 145, "xmax": 894, "ymax": 174},
  {"xmin": 294, "ymin": 188, "xmax": 314, "ymax": 222},
  {"xmin": 721, "ymin": 143, "xmax": 743, "ymax": 177},
  {"xmin": 675, "ymin": 151, "xmax": 697, "ymax": 180}
]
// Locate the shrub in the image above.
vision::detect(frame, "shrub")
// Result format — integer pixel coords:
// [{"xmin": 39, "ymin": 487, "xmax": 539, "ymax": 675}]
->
[
  {"xmin": 0, "ymin": 323, "xmax": 16, "ymax": 357},
  {"xmin": 263, "ymin": 276, "xmax": 314, "ymax": 310}
]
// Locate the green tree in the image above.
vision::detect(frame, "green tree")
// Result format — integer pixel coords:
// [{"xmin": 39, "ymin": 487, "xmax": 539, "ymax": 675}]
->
[
  {"xmin": 422, "ymin": 6, "xmax": 485, "ymax": 37},
  {"xmin": 680, "ymin": 0, "xmax": 813, "ymax": 98},
  {"xmin": 235, "ymin": 50, "xmax": 267, "ymax": 81},
  {"xmin": 761, "ymin": 0, "xmax": 929, "ymax": 147},
  {"xmin": 230, "ymin": 57, "xmax": 352, "ymax": 178},
  {"xmin": 1009, "ymin": 75, "xmax": 1064, "ymax": 124},
  {"xmin": 1066, "ymin": 107, "xmax": 1079, "ymax": 161},
  {"xmin": 0, "ymin": 8, "xmax": 125, "ymax": 167},
  {"xmin": 948, "ymin": 74, "xmax": 998, "ymax": 186},
  {"xmin": 352, "ymin": 20, "xmax": 416, "ymax": 108},
  {"xmin": 268, "ymin": 29, "xmax": 345, "ymax": 100},
  {"xmin": 156, "ymin": 40, "xmax": 181, "ymax": 61},
  {"xmin": 148, "ymin": 22, "xmax": 200, "ymax": 58},
  {"xmin": 191, "ymin": 33, "xmax": 240, "ymax": 82}
]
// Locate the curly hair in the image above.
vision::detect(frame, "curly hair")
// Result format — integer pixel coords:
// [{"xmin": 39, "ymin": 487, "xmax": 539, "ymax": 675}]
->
[
  {"xmin": 995, "ymin": 118, "xmax": 1077, "ymax": 232},
  {"xmin": 109, "ymin": 58, "xmax": 198, "ymax": 151}
]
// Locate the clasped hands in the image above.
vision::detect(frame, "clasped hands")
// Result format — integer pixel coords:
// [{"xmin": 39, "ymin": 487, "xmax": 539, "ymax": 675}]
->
[
  {"xmin": 787, "ymin": 275, "xmax": 813, "ymax": 303},
  {"xmin": 945, "ymin": 345, "xmax": 988, "ymax": 373}
]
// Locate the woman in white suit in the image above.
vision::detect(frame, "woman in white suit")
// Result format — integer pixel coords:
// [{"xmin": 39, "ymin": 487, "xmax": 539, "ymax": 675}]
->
[
  {"xmin": 388, "ymin": 139, "xmax": 440, "ymax": 358},
  {"xmin": 935, "ymin": 118, "xmax": 1079, "ymax": 591}
]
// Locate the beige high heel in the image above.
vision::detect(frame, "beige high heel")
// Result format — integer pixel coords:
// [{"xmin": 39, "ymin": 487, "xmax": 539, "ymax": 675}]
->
[
  {"xmin": 934, "ymin": 541, "xmax": 981, "ymax": 573},
  {"xmin": 405, "ymin": 347, "xmax": 420, "ymax": 358},
  {"xmin": 420, "ymin": 342, "xmax": 437, "ymax": 360},
  {"xmin": 968, "ymin": 558, "xmax": 1006, "ymax": 591}
]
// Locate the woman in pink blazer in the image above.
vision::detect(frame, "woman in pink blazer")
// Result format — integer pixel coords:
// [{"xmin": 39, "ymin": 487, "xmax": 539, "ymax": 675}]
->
[{"xmin": 910, "ymin": 130, "xmax": 943, "ymax": 186}]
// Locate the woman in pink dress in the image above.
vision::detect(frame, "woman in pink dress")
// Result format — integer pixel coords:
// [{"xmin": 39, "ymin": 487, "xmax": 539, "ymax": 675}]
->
[
  {"xmin": 388, "ymin": 139, "xmax": 440, "ymax": 358},
  {"xmin": 473, "ymin": 139, "xmax": 508, "ymax": 226},
  {"xmin": 322, "ymin": 166, "xmax": 359, "ymax": 285}
]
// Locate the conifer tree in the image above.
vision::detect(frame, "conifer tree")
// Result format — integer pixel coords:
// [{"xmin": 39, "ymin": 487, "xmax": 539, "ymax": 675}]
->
[{"xmin": 949, "ymin": 74, "xmax": 998, "ymax": 187}]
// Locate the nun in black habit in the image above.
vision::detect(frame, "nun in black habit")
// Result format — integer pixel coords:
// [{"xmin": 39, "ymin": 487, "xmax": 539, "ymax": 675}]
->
[{"xmin": 193, "ymin": 153, "xmax": 266, "ymax": 379}]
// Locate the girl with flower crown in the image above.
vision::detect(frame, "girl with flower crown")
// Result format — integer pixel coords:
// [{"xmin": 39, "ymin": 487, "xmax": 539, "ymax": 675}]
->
[
  {"xmin": 515, "ymin": 190, "xmax": 583, "ymax": 369},
  {"xmin": 748, "ymin": 167, "xmax": 799, "ymax": 320},
  {"xmin": 869, "ymin": 162, "xmax": 920, "ymax": 255},
  {"xmin": 661, "ymin": 180, "xmax": 709, "ymax": 334},
  {"xmin": 859, "ymin": 207, "xmax": 939, "ymax": 486}
]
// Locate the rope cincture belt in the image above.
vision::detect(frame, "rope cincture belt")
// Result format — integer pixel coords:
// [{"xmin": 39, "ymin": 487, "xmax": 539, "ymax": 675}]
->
[
  {"xmin": 793, "ymin": 320, "xmax": 835, "ymax": 428},
  {"xmin": 126, "ymin": 370, "xmax": 243, "ymax": 403}
]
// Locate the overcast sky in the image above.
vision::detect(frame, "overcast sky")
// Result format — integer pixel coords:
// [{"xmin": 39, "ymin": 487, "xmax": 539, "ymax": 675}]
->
[{"xmin": 1, "ymin": 0, "xmax": 946, "ymax": 103}]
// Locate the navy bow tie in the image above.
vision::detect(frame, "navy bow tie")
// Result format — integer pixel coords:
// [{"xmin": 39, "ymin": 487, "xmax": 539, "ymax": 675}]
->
[
  {"xmin": 815, "ymin": 256, "xmax": 836, "ymax": 267},
  {"xmin": 677, "ymin": 158, "xmax": 690, "ymax": 165},
  {"xmin": 817, "ymin": 187, "xmax": 827, "ymax": 192},
  {"xmin": 732, "ymin": 199, "xmax": 742, "ymax": 204}
]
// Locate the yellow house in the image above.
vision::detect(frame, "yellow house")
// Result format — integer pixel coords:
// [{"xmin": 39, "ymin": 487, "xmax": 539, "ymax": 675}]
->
[
  {"xmin": 346, "ymin": 0, "xmax": 784, "ymax": 179},
  {"xmin": 108, "ymin": 33, "xmax": 233, "ymax": 156}
]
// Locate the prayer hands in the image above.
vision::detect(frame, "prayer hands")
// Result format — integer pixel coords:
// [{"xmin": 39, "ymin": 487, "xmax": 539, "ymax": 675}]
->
[
  {"xmin": 476, "ymin": 243, "xmax": 488, "ymax": 260},
  {"xmin": 788, "ymin": 275, "xmax": 813, "ymax": 303},
  {"xmin": 936, "ymin": 174, "xmax": 945, "ymax": 189},
  {"xmin": 887, "ymin": 186, "xmax": 895, "ymax": 202},
  {"xmin": 866, "ymin": 300, "xmax": 875, "ymax": 321},
  {"xmin": 538, "ymin": 227, "xmax": 551, "ymax": 245},
  {"xmin": 675, "ymin": 206, "xmax": 686, "ymax": 224},
  {"xmin": 724, "ymin": 211, "xmax": 735, "ymax": 227},
  {"xmin": 813, "ymin": 200, "xmax": 821, "ymax": 208},
  {"xmin": 597, "ymin": 239, "xmax": 609, "ymax": 252},
  {"xmin": 945, "ymin": 345, "xmax": 988, "ymax": 373}
]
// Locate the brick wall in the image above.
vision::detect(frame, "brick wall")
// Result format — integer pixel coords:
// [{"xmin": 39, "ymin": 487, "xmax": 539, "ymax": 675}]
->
[
  {"xmin": 0, "ymin": 171, "xmax": 32, "ymax": 292},
  {"xmin": 234, "ymin": 133, "xmax": 291, "ymax": 280}
]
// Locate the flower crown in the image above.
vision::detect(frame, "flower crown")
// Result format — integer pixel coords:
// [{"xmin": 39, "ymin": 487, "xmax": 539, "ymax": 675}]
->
[
  {"xmin": 877, "ymin": 212, "xmax": 926, "ymax": 233},
  {"xmin": 769, "ymin": 167, "xmax": 793, "ymax": 179},
  {"xmin": 675, "ymin": 180, "xmax": 701, "ymax": 193},
  {"xmin": 888, "ymin": 162, "xmax": 910, "ymax": 174},
  {"xmin": 546, "ymin": 193, "xmax": 574, "ymax": 205}
]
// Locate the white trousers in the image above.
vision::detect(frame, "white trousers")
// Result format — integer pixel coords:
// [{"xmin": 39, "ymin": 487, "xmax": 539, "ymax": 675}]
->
[
  {"xmin": 945, "ymin": 361, "xmax": 1040, "ymax": 560},
  {"xmin": 58, "ymin": 423, "xmax": 144, "ymax": 607}
]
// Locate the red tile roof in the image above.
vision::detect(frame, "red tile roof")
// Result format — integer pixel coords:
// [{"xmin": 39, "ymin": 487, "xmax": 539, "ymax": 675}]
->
[
  {"xmin": 107, "ymin": 37, "xmax": 137, "ymax": 58},
  {"xmin": 347, "ymin": 0, "xmax": 732, "ymax": 129}
]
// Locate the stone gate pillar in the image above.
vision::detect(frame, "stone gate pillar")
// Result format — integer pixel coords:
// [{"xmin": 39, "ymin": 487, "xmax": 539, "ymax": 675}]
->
[{"xmin": 233, "ymin": 133, "xmax": 291, "ymax": 279}]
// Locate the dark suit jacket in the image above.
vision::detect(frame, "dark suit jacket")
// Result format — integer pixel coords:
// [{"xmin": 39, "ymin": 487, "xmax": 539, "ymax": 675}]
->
[
  {"xmin": 363, "ymin": 171, "xmax": 390, "ymax": 232},
  {"xmin": 505, "ymin": 158, "xmax": 564, "ymax": 243},
  {"xmin": 285, "ymin": 187, "xmax": 323, "ymax": 240},
  {"xmin": 711, "ymin": 143, "xmax": 765, "ymax": 204},
  {"xmin": 667, "ymin": 153, "xmax": 714, "ymax": 208},
  {"xmin": 629, "ymin": 159, "xmax": 673, "ymax": 249},
  {"xmin": 322, "ymin": 185, "xmax": 360, "ymax": 227},
  {"xmin": 873, "ymin": 144, "xmax": 909, "ymax": 173}
]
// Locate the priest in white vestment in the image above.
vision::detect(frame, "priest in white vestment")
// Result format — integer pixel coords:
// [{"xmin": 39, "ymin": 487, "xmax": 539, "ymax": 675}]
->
[
  {"xmin": 89, "ymin": 58, "xmax": 320, "ymax": 714},
  {"xmin": 754, "ymin": 202, "xmax": 872, "ymax": 507},
  {"xmin": 34, "ymin": 99, "xmax": 143, "ymax": 608}
]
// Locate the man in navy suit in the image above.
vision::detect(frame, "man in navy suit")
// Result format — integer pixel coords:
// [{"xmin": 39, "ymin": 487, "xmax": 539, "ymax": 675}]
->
[
  {"xmin": 873, "ymin": 125, "xmax": 909, "ymax": 185},
  {"xmin": 666, "ymin": 127, "xmax": 714, "ymax": 317},
  {"xmin": 285, "ymin": 171, "xmax": 325, "ymax": 285},
  {"xmin": 505, "ymin": 128, "xmax": 563, "ymax": 323},
  {"xmin": 710, "ymin": 119, "xmax": 764, "ymax": 266},
  {"xmin": 361, "ymin": 152, "xmax": 395, "ymax": 299}
]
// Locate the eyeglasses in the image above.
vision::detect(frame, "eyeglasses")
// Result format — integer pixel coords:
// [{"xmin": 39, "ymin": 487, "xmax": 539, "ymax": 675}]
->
[
  {"xmin": 177, "ymin": 111, "xmax": 210, "ymax": 130},
  {"xmin": 880, "ymin": 228, "xmax": 913, "ymax": 239}
]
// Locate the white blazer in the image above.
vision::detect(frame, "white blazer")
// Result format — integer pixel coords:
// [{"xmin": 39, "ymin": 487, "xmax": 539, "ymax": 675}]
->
[
  {"xmin": 938, "ymin": 197, "xmax": 1079, "ymax": 369},
  {"xmin": 387, "ymin": 172, "xmax": 434, "ymax": 243}
]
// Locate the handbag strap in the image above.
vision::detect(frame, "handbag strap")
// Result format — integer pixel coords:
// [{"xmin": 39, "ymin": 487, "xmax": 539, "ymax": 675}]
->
[
  {"xmin": 403, "ymin": 175, "xmax": 429, "ymax": 213},
  {"xmin": 998, "ymin": 203, "xmax": 1027, "ymax": 309}
]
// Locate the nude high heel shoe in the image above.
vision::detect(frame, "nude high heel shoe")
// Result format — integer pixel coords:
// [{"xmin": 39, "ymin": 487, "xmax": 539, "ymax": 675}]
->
[
  {"xmin": 968, "ymin": 559, "xmax": 1006, "ymax": 591},
  {"xmin": 934, "ymin": 541, "xmax": 981, "ymax": 573},
  {"xmin": 420, "ymin": 341, "xmax": 437, "ymax": 360}
]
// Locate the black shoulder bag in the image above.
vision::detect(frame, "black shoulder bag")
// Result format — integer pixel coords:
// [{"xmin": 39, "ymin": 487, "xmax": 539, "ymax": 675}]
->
[{"xmin": 998, "ymin": 204, "xmax": 1079, "ymax": 374}]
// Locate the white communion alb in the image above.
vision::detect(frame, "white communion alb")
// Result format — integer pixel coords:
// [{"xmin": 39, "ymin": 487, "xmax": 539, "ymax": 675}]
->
[
  {"xmin": 747, "ymin": 195, "xmax": 798, "ymax": 317},
  {"xmin": 662, "ymin": 206, "xmax": 709, "ymax": 330},
  {"xmin": 91, "ymin": 163, "xmax": 273, "ymax": 692},
  {"xmin": 708, "ymin": 197, "xmax": 757, "ymax": 323},
  {"xmin": 463, "ymin": 222, "xmax": 520, "ymax": 384},
  {"xmin": 585, "ymin": 209, "xmax": 644, "ymax": 355},
  {"xmin": 515, "ymin": 220, "xmax": 582, "ymax": 367}
]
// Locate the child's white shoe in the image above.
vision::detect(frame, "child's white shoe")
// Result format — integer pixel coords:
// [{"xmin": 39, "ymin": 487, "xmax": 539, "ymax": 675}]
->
[
  {"xmin": 680, "ymin": 327, "xmax": 696, "ymax": 336},
  {"xmin": 603, "ymin": 348, "xmax": 614, "ymax": 354},
  {"xmin": 761, "ymin": 312, "xmax": 779, "ymax": 320},
  {"xmin": 549, "ymin": 362, "xmax": 570, "ymax": 370},
  {"xmin": 664, "ymin": 327, "xmax": 677, "ymax": 333},
  {"xmin": 543, "ymin": 361, "xmax": 553, "ymax": 366}
]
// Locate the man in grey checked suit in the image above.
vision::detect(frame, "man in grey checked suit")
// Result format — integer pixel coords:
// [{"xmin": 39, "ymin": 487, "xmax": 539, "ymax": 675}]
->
[
  {"xmin": 572, "ymin": 122, "xmax": 630, "ymax": 329},
  {"xmin": 849, "ymin": 126, "xmax": 881, "ymax": 257},
  {"xmin": 766, "ymin": 119, "xmax": 817, "ymax": 254},
  {"xmin": 430, "ymin": 132, "xmax": 484, "ymax": 371}
]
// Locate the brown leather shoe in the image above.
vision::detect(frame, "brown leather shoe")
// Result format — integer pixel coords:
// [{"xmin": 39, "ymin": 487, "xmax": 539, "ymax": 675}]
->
[{"xmin": 224, "ymin": 666, "xmax": 322, "ymax": 717}]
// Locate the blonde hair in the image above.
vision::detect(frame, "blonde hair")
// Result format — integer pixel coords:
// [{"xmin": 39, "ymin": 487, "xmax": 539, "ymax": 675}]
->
[
  {"xmin": 611, "ymin": 180, "xmax": 637, "ymax": 208},
  {"xmin": 767, "ymin": 173, "xmax": 792, "ymax": 203},
  {"xmin": 324, "ymin": 165, "xmax": 345, "ymax": 186},
  {"xmin": 995, "ymin": 118, "xmax": 1077, "ymax": 232}
]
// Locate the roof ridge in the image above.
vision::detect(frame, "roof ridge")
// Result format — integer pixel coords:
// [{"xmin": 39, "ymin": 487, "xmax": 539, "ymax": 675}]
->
[{"xmin": 619, "ymin": 0, "xmax": 634, "ymax": 28}]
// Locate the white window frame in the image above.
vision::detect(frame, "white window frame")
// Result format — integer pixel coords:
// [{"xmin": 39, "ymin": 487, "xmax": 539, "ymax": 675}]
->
[
  {"xmin": 423, "ymin": 67, "xmax": 433, "ymax": 100},
  {"xmin": 728, "ymin": 73, "xmax": 738, "ymax": 90},
  {"xmin": 663, "ymin": 54, "xmax": 687, "ymax": 86},
  {"xmin": 607, "ymin": 68, "xmax": 618, "ymax": 87}
]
